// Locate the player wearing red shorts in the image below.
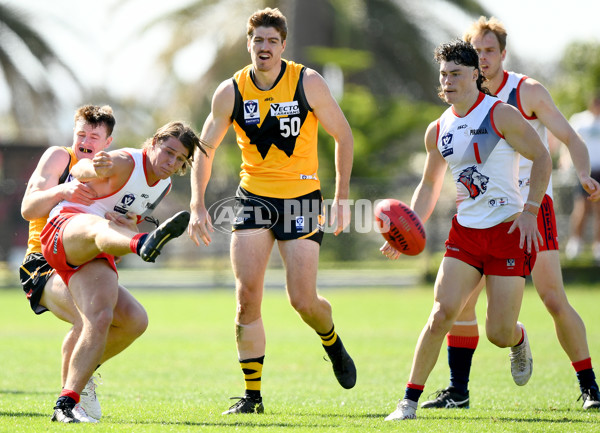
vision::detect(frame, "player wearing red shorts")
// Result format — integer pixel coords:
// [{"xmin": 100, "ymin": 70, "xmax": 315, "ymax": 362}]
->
[
  {"xmin": 380, "ymin": 39, "xmax": 552, "ymax": 421},
  {"xmin": 41, "ymin": 121, "xmax": 204, "ymax": 423},
  {"xmin": 19, "ymin": 105, "xmax": 149, "ymax": 421},
  {"xmin": 420, "ymin": 17, "xmax": 600, "ymax": 412}
]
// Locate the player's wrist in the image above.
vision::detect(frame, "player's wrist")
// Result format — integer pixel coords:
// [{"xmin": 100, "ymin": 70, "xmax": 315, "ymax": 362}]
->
[{"xmin": 523, "ymin": 201, "xmax": 539, "ymax": 217}]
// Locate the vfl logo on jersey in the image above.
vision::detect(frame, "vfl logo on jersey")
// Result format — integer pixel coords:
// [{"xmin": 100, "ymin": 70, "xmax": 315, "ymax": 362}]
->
[
  {"xmin": 270, "ymin": 101, "xmax": 300, "ymax": 117},
  {"xmin": 440, "ymin": 132, "xmax": 454, "ymax": 157},
  {"xmin": 295, "ymin": 216, "xmax": 305, "ymax": 230},
  {"xmin": 488, "ymin": 197, "xmax": 508, "ymax": 207},
  {"xmin": 114, "ymin": 192, "xmax": 136, "ymax": 214},
  {"xmin": 243, "ymin": 99, "xmax": 260, "ymax": 125},
  {"xmin": 458, "ymin": 165, "xmax": 489, "ymax": 199},
  {"xmin": 506, "ymin": 258, "xmax": 515, "ymax": 269}
]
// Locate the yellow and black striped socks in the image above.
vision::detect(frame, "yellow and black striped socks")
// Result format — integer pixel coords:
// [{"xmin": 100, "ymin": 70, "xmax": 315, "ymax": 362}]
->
[
  {"xmin": 240, "ymin": 355, "xmax": 264, "ymax": 398},
  {"xmin": 318, "ymin": 325, "xmax": 340, "ymax": 353}
]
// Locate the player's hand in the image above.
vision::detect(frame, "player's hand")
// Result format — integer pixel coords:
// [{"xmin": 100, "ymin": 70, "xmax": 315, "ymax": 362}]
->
[
  {"xmin": 105, "ymin": 211, "xmax": 139, "ymax": 232},
  {"xmin": 508, "ymin": 211, "xmax": 543, "ymax": 253},
  {"xmin": 188, "ymin": 207, "xmax": 213, "ymax": 246},
  {"xmin": 380, "ymin": 241, "xmax": 402, "ymax": 260},
  {"xmin": 61, "ymin": 182, "xmax": 97, "ymax": 205},
  {"xmin": 329, "ymin": 199, "xmax": 351, "ymax": 236},
  {"xmin": 580, "ymin": 174, "xmax": 600, "ymax": 202},
  {"xmin": 92, "ymin": 151, "xmax": 113, "ymax": 177}
]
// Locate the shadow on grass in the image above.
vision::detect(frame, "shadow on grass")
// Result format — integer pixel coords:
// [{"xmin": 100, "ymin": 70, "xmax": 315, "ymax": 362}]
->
[
  {"xmin": 106, "ymin": 419, "xmax": 333, "ymax": 428},
  {"xmin": 0, "ymin": 411, "xmax": 48, "ymax": 418},
  {"xmin": 0, "ymin": 389, "xmax": 54, "ymax": 396}
]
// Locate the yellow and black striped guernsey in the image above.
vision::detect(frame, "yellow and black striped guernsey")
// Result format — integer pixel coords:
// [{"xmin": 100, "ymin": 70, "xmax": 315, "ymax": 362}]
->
[
  {"xmin": 231, "ymin": 59, "xmax": 320, "ymax": 199},
  {"xmin": 25, "ymin": 146, "xmax": 78, "ymax": 256}
]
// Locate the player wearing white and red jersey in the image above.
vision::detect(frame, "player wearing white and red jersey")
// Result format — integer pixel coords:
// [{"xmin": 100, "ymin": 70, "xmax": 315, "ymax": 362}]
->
[
  {"xmin": 50, "ymin": 148, "xmax": 171, "ymax": 222},
  {"xmin": 422, "ymin": 17, "xmax": 600, "ymax": 413},
  {"xmin": 19, "ymin": 105, "xmax": 151, "ymax": 422},
  {"xmin": 41, "ymin": 121, "xmax": 204, "ymax": 423},
  {"xmin": 436, "ymin": 92, "xmax": 522, "ymax": 228},
  {"xmin": 381, "ymin": 39, "xmax": 551, "ymax": 422}
]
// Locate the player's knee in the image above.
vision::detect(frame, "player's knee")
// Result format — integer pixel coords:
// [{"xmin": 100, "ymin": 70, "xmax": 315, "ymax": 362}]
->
[
  {"xmin": 428, "ymin": 304, "xmax": 456, "ymax": 335},
  {"xmin": 486, "ymin": 327, "xmax": 514, "ymax": 348},
  {"xmin": 289, "ymin": 296, "xmax": 311, "ymax": 316},
  {"xmin": 539, "ymin": 290, "xmax": 568, "ymax": 317},
  {"xmin": 89, "ymin": 307, "xmax": 115, "ymax": 332}
]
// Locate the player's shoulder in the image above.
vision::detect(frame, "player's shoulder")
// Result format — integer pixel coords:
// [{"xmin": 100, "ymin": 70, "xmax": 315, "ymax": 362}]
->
[
  {"xmin": 38, "ymin": 146, "xmax": 72, "ymax": 169},
  {"xmin": 301, "ymin": 67, "xmax": 329, "ymax": 99},
  {"xmin": 519, "ymin": 76, "xmax": 552, "ymax": 100}
]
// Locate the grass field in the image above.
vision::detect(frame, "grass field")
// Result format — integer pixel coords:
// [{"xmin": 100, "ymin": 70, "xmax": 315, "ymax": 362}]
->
[{"xmin": 0, "ymin": 275, "xmax": 599, "ymax": 432}]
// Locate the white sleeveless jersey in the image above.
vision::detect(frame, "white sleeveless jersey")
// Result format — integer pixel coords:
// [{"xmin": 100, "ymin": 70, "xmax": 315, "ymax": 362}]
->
[
  {"xmin": 437, "ymin": 92, "xmax": 522, "ymax": 228},
  {"xmin": 494, "ymin": 70, "xmax": 552, "ymax": 199},
  {"xmin": 49, "ymin": 148, "xmax": 171, "ymax": 220}
]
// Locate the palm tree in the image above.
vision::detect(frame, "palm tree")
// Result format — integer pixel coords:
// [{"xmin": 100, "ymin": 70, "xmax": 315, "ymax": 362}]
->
[
  {"xmin": 0, "ymin": 2, "xmax": 81, "ymax": 140},
  {"xmin": 119, "ymin": 0, "xmax": 490, "ymax": 112}
]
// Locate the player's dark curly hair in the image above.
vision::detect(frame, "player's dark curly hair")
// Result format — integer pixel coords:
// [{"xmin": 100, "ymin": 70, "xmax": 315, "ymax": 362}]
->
[{"xmin": 434, "ymin": 39, "xmax": 491, "ymax": 99}]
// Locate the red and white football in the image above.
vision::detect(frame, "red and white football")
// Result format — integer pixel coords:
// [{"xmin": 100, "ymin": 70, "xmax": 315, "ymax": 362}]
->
[{"xmin": 374, "ymin": 199, "xmax": 426, "ymax": 256}]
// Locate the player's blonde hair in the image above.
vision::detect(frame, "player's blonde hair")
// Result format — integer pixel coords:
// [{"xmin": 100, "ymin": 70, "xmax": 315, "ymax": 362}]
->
[{"xmin": 463, "ymin": 16, "xmax": 508, "ymax": 52}]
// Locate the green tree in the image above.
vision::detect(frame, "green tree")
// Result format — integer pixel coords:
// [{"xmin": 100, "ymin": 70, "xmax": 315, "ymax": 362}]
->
[
  {"xmin": 552, "ymin": 41, "xmax": 600, "ymax": 117},
  {"xmin": 0, "ymin": 3, "xmax": 80, "ymax": 138}
]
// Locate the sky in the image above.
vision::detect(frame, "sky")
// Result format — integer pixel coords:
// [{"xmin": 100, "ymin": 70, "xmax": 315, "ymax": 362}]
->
[{"xmin": 2, "ymin": 0, "xmax": 599, "ymax": 111}]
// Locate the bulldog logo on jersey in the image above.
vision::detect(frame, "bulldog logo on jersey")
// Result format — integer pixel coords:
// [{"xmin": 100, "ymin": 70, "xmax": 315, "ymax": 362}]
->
[
  {"xmin": 440, "ymin": 132, "xmax": 454, "ymax": 157},
  {"xmin": 457, "ymin": 165, "xmax": 489, "ymax": 199},
  {"xmin": 114, "ymin": 193, "xmax": 136, "ymax": 214},
  {"xmin": 243, "ymin": 99, "xmax": 260, "ymax": 125}
]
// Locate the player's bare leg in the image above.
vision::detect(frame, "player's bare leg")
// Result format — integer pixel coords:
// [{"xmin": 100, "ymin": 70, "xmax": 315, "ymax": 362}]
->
[
  {"xmin": 421, "ymin": 277, "xmax": 484, "ymax": 409},
  {"xmin": 386, "ymin": 257, "xmax": 481, "ymax": 421},
  {"xmin": 279, "ymin": 238, "xmax": 356, "ymax": 389},
  {"xmin": 485, "ymin": 274, "xmax": 532, "ymax": 386},
  {"xmin": 532, "ymin": 250, "xmax": 599, "ymax": 407},
  {"xmin": 224, "ymin": 229, "xmax": 274, "ymax": 414}
]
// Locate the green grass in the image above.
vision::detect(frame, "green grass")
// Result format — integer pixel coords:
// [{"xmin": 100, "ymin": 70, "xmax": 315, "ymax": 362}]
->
[{"xmin": 0, "ymin": 277, "xmax": 599, "ymax": 432}]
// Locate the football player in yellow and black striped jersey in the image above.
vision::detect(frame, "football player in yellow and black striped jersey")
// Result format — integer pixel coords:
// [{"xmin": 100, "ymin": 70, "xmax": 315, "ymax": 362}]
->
[{"xmin": 188, "ymin": 7, "xmax": 356, "ymax": 415}]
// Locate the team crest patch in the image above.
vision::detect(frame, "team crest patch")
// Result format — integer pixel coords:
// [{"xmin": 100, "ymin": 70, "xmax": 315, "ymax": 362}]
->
[
  {"xmin": 440, "ymin": 132, "xmax": 454, "ymax": 157},
  {"xmin": 244, "ymin": 99, "xmax": 260, "ymax": 125},
  {"xmin": 457, "ymin": 165, "xmax": 489, "ymax": 199},
  {"xmin": 114, "ymin": 192, "xmax": 136, "ymax": 214}
]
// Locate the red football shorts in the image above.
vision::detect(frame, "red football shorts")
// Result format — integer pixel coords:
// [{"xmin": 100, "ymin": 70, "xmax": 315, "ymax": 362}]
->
[
  {"xmin": 40, "ymin": 211, "xmax": 117, "ymax": 285},
  {"xmin": 444, "ymin": 215, "xmax": 536, "ymax": 277},
  {"xmin": 537, "ymin": 194, "xmax": 558, "ymax": 252}
]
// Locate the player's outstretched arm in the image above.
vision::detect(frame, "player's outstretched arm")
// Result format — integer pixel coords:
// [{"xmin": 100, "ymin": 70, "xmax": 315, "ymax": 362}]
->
[
  {"xmin": 189, "ymin": 79, "xmax": 234, "ymax": 246},
  {"xmin": 522, "ymin": 79, "xmax": 600, "ymax": 201}
]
